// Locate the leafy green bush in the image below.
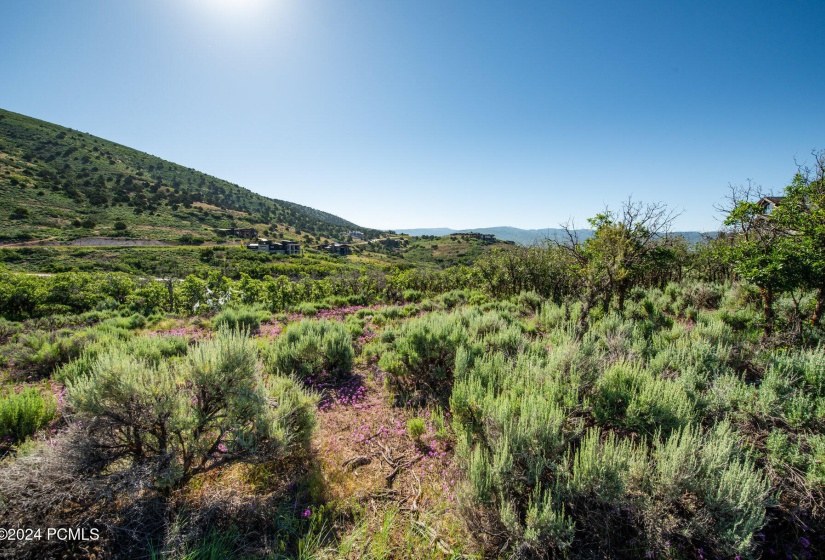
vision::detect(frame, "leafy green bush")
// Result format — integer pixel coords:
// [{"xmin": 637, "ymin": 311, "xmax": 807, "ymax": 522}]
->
[
  {"xmin": 213, "ymin": 305, "xmax": 269, "ymax": 331},
  {"xmin": 438, "ymin": 290, "xmax": 469, "ymax": 310},
  {"xmin": 127, "ymin": 281, "xmax": 169, "ymax": 314},
  {"xmin": 402, "ymin": 289, "xmax": 423, "ymax": 303},
  {"xmin": 10, "ymin": 206, "xmax": 30, "ymax": 219},
  {"xmin": 515, "ymin": 290, "xmax": 543, "ymax": 313},
  {"xmin": 265, "ymin": 319, "xmax": 353, "ymax": 379},
  {"xmin": 0, "ymin": 387, "xmax": 56, "ymax": 443},
  {"xmin": 292, "ymin": 302, "xmax": 319, "ymax": 316},
  {"xmin": 67, "ymin": 329, "xmax": 316, "ymax": 488}
]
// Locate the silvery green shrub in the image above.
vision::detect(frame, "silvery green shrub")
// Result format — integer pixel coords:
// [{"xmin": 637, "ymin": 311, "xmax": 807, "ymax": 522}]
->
[
  {"xmin": 67, "ymin": 329, "xmax": 316, "ymax": 489},
  {"xmin": 265, "ymin": 319, "xmax": 353, "ymax": 379}
]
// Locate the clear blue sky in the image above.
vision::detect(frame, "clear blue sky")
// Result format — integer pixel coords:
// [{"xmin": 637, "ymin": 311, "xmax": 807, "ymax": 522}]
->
[{"xmin": 2, "ymin": 1, "xmax": 824, "ymax": 231}]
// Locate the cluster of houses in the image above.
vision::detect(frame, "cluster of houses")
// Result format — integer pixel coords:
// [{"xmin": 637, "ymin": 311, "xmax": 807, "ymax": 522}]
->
[
  {"xmin": 246, "ymin": 238, "xmax": 302, "ymax": 255},
  {"xmin": 245, "ymin": 238, "xmax": 354, "ymax": 257},
  {"xmin": 449, "ymin": 232, "xmax": 496, "ymax": 242}
]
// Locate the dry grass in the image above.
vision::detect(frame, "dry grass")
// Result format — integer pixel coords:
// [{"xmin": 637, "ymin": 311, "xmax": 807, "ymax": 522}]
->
[{"xmin": 191, "ymin": 202, "xmax": 249, "ymax": 218}]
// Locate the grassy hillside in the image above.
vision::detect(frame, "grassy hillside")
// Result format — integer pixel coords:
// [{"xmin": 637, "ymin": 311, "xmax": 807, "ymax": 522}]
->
[{"xmin": 0, "ymin": 108, "xmax": 380, "ymax": 244}]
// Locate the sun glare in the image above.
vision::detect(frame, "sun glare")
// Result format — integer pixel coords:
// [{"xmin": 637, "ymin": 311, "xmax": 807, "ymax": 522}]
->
[{"xmin": 186, "ymin": 0, "xmax": 280, "ymax": 26}]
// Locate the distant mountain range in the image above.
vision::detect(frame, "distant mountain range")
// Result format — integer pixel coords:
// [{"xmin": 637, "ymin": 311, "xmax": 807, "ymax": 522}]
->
[{"xmin": 397, "ymin": 227, "xmax": 711, "ymax": 245}]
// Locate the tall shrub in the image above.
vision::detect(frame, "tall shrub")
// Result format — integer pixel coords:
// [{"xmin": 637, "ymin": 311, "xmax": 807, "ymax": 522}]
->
[
  {"xmin": 67, "ymin": 330, "xmax": 316, "ymax": 488},
  {"xmin": 265, "ymin": 319, "xmax": 353, "ymax": 379}
]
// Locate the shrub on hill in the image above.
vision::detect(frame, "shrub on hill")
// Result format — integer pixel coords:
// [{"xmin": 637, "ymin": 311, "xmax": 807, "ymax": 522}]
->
[
  {"xmin": 377, "ymin": 308, "xmax": 523, "ymax": 400},
  {"xmin": 451, "ymin": 339, "xmax": 771, "ymax": 558},
  {"xmin": 265, "ymin": 319, "xmax": 354, "ymax": 380},
  {"xmin": 0, "ymin": 387, "xmax": 56, "ymax": 444},
  {"xmin": 592, "ymin": 361, "xmax": 695, "ymax": 436},
  {"xmin": 213, "ymin": 304, "xmax": 270, "ymax": 332},
  {"xmin": 9, "ymin": 207, "xmax": 29, "ymax": 220},
  {"xmin": 378, "ymin": 312, "xmax": 469, "ymax": 398},
  {"xmin": 67, "ymin": 329, "xmax": 316, "ymax": 489}
]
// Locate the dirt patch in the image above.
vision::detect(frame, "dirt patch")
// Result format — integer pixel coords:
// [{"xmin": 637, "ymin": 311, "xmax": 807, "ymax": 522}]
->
[
  {"xmin": 310, "ymin": 372, "xmax": 466, "ymax": 554},
  {"xmin": 192, "ymin": 202, "xmax": 248, "ymax": 217},
  {"xmin": 0, "ymin": 236, "xmax": 60, "ymax": 248}
]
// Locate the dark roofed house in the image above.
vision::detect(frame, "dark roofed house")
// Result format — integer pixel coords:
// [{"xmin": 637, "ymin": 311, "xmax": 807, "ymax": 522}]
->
[
  {"xmin": 216, "ymin": 227, "xmax": 258, "ymax": 238},
  {"xmin": 247, "ymin": 238, "xmax": 272, "ymax": 252},
  {"xmin": 233, "ymin": 227, "xmax": 258, "ymax": 238},
  {"xmin": 325, "ymin": 243, "xmax": 351, "ymax": 256},
  {"xmin": 281, "ymin": 240, "xmax": 301, "ymax": 255},
  {"xmin": 757, "ymin": 196, "xmax": 785, "ymax": 215}
]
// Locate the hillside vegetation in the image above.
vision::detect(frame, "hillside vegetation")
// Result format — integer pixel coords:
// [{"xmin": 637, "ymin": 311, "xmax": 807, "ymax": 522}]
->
[{"xmin": 0, "ymin": 108, "xmax": 379, "ymax": 244}]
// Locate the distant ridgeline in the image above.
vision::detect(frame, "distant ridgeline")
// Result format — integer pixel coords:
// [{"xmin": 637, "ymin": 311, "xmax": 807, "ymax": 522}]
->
[
  {"xmin": 398, "ymin": 227, "xmax": 712, "ymax": 245},
  {"xmin": 0, "ymin": 108, "xmax": 381, "ymax": 243}
]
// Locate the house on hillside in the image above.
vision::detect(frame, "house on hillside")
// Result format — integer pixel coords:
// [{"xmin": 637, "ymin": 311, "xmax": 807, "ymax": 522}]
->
[
  {"xmin": 246, "ymin": 238, "xmax": 301, "ymax": 255},
  {"xmin": 324, "ymin": 243, "xmax": 351, "ymax": 256},
  {"xmin": 348, "ymin": 231, "xmax": 365, "ymax": 240},
  {"xmin": 280, "ymin": 240, "xmax": 302, "ymax": 255},
  {"xmin": 757, "ymin": 196, "xmax": 785, "ymax": 215},
  {"xmin": 215, "ymin": 227, "xmax": 258, "ymax": 238}
]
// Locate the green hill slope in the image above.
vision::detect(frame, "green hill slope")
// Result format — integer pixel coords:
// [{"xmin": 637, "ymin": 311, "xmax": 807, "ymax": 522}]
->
[{"xmin": 0, "ymin": 108, "xmax": 377, "ymax": 244}]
